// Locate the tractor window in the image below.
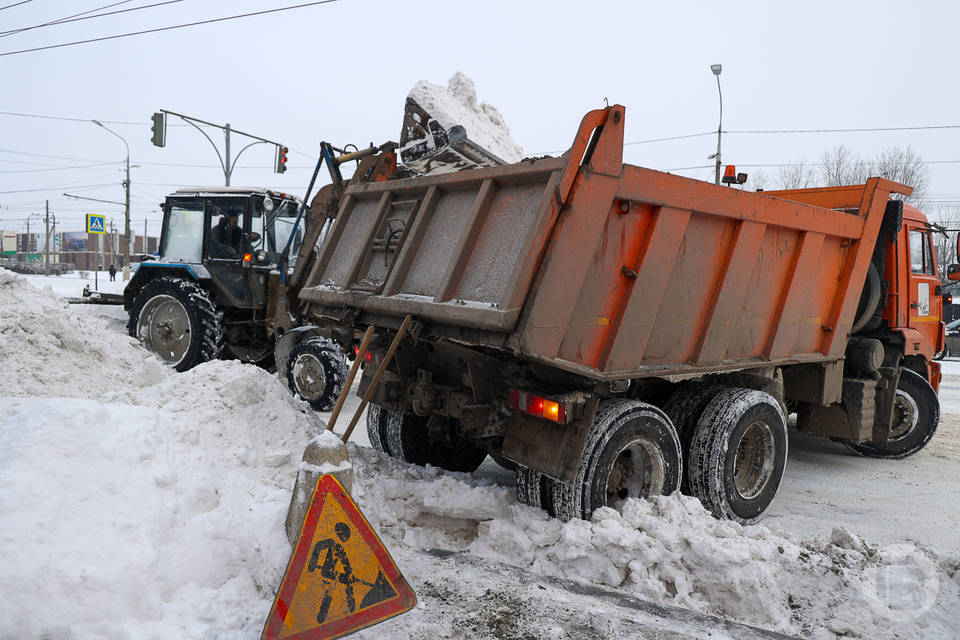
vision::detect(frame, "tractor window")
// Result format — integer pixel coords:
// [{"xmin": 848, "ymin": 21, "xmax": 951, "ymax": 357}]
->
[
  {"xmin": 909, "ymin": 229, "xmax": 935, "ymax": 275},
  {"xmin": 162, "ymin": 202, "xmax": 205, "ymax": 262},
  {"xmin": 207, "ymin": 203, "xmax": 246, "ymax": 259},
  {"xmin": 273, "ymin": 215, "xmax": 304, "ymax": 266}
]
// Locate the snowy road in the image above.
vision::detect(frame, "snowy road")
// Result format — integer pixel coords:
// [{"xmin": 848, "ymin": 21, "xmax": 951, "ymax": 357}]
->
[{"xmin": 2, "ymin": 271, "xmax": 958, "ymax": 639}]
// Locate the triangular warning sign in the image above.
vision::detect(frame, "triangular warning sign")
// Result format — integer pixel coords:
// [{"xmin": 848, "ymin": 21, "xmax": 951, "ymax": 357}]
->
[{"xmin": 261, "ymin": 475, "xmax": 416, "ymax": 640}]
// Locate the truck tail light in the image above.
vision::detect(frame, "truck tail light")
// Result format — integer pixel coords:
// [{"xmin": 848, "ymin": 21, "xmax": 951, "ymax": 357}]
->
[
  {"xmin": 353, "ymin": 344, "xmax": 374, "ymax": 364},
  {"xmin": 509, "ymin": 389, "xmax": 568, "ymax": 423}
]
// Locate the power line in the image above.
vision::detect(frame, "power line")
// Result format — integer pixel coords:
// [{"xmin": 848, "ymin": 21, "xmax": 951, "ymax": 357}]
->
[
  {"xmin": 0, "ymin": 161, "xmax": 122, "ymax": 174},
  {"xmin": 0, "ymin": 1, "xmax": 32, "ymax": 11},
  {"xmin": 0, "ymin": 0, "xmax": 340, "ymax": 57},
  {"xmin": 0, "ymin": 110, "xmax": 144, "ymax": 125},
  {"xmin": 0, "ymin": 1, "xmax": 134, "ymax": 38},
  {"xmin": 727, "ymin": 125, "xmax": 960, "ymax": 135},
  {"xmin": 0, "ymin": 1, "xmax": 180, "ymax": 39},
  {"xmin": 0, "ymin": 182, "xmax": 118, "ymax": 195}
]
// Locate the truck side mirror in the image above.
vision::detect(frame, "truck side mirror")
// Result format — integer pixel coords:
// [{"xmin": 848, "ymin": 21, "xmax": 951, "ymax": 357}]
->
[
  {"xmin": 948, "ymin": 264, "xmax": 960, "ymax": 281},
  {"xmin": 955, "ymin": 233, "xmax": 960, "ymax": 264}
]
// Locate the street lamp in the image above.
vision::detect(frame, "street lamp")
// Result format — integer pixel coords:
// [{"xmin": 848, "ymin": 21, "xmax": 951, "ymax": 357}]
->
[
  {"xmin": 710, "ymin": 63, "xmax": 723, "ymax": 185},
  {"xmin": 92, "ymin": 119, "xmax": 132, "ymax": 281}
]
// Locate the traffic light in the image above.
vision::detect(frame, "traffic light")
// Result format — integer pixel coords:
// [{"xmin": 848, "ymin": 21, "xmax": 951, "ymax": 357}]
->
[
  {"xmin": 151, "ymin": 112, "xmax": 166, "ymax": 147},
  {"xmin": 275, "ymin": 145, "xmax": 288, "ymax": 173}
]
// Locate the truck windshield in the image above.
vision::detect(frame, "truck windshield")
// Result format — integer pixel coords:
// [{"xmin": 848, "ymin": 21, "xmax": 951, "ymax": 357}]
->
[{"xmin": 162, "ymin": 201, "xmax": 204, "ymax": 262}]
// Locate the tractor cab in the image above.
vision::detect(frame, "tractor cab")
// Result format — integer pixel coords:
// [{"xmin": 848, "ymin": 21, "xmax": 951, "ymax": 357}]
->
[{"xmin": 124, "ymin": 187, "xmax": 305, "ymax": 370}]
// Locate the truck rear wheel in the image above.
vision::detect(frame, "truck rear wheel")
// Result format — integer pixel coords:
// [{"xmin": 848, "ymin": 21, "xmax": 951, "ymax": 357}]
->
[
  {"xmin": 844, "ymin": 368, "xmax": 939, "ymax": 459},
  {"xmin": 286, "ymin": 337, "xmax": 348, "ymax": 411},
  {"xmin": 663, "ymin": 382, "xmax": 727, "ymax": 493},
  {"xmin": 687, "ymin": 388, "xmax": 787, "ymax": 524},
  {"xmin": 367, "ymin": 404, "xmax": 488, "ymax": 473},
  {"xmin": 516, "ymin": 466, "xmax": 554, "ymax": 515},
  {"xmin": 127, "ymin": 276, "xmax": 224, "ymax": 372},
  {"xmin": 551, "ymin": 399, "xmax": 682, "ymax": 522}
]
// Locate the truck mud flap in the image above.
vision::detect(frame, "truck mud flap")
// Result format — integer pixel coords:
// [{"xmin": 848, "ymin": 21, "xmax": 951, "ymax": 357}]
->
[{"xmin": 501, "ymin": 397, "xmax": 600, "ymax": 484}]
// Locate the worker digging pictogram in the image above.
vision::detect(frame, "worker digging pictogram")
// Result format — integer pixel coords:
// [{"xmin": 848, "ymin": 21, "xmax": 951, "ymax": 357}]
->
[
  {"xmin": 308, "ymin": 521, "xmax": 398, "ymax": 624},
  {"xmin": 261, "ymin": 475, "xmax": 415, "ymax": 640}
]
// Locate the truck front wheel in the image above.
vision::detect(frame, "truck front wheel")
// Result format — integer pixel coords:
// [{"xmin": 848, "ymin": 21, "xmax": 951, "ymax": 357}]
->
[
  {"xmin": 551, "ymin": 399, "xmax": 682, "ymax": 522},
  {"xmin": 127, "ymin": 276, "xmax": 224, "ymax": 372},
  {"xmin": 687, "ymin": 388, "xmax": 788, "ymax": 524},
  {"xmin": 844, "ymin": 368, "xmax": 940, "ymax": 459},
  {"xmin": 286, "ymin": 337, "xmax": 348, "ymax": 411}
]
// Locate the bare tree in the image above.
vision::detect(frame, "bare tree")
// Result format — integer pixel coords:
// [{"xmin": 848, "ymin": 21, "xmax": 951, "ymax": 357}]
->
[
  {"xmin": 819, "ymin": 145, "xmax": 867, "ymax": 187},
  {"xmin": 872, "ymin": 145, "xmax": 929, "ymax": 202},
  {"xmin": 930, "ymin": 205, "xmax": 960, "ymax": 281},
  {"xmin": 749, "ymin": 168, "xmax": 770, "ymax": 192},
  {"xmin": 776, "ymin": 159, "xmax": 818, "ymax": 189}
]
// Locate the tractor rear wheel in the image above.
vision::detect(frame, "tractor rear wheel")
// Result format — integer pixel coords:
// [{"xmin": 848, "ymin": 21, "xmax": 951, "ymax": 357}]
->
[{"xmin": 127, "ymin": 276, "xmax": 224, "ymax": 372}]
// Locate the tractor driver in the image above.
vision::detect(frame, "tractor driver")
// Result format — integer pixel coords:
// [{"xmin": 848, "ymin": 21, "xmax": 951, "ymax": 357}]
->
[{"xmin": 217, "ymin": 211, "xmax": 244, "ymax": 256}]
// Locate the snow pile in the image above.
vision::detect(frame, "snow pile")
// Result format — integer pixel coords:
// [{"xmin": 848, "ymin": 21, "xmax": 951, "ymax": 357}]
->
[
  {"xmin": 0, "ymin": 358, "xmax": 333, "ymax": 639},
  {"xmin": 349, "ymin": 446, "xmax": 960, "ymax": 639},
  {"xmin": 0, "ymin": 268, "xmax": 168, "ymax": 398},
  {"xmin": 407, "ymin": 72, "xmax": 523, "ymax": 163}
]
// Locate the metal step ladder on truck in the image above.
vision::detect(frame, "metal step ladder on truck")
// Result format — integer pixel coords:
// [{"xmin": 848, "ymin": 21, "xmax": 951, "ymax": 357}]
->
[{"xmin": 285, "ymin": 103, "xmax": 954, "ymax": 525}]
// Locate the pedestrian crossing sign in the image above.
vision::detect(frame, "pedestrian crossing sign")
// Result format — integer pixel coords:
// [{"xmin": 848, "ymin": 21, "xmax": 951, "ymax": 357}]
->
[
  {"xmin": 86, "ymin": 214, "xmax": 106, "ymax": 235},
  {"xmin": 261, "ymin": 474, "xmax": 416, "ymax": 640}
]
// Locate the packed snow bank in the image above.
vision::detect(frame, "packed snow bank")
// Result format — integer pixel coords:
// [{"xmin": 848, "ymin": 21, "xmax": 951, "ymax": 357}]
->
[
  {"xmin": 349, "ymin": 445, "xmax": 960, "ymax": 640},
  {"xmin": 0, "ymin": 268, "xmax": 168, "ymax": 398},
  {"xmin": 407, "ymin": 72, "xmax": 523, "ymax": 163},
  {"xmin": 0, "ymin": 361, "xmax": 334, "ymax": 639}
]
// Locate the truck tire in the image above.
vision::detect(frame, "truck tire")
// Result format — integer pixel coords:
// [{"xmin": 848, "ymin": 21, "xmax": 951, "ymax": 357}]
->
[
  {"xmin": 286, "ymin": 336, "xmax": 348, "ymax": 411},
  {"xmin": 687, "ymin": 388, "xmax": 788, "ymax": 524},
  {"xmin": 127, "ymin": 276, "xmax": 224, "ymax": 372},
  {"xmin": 365, "ymin": 404, "xmax": 390, "ymax": 454},
  {"xmin": 851, "ymin": 262, "xmax": 881, "ymax": 334},
  {"xmin": 370, "ymin": 405, "xmax": 488, "ymax": 473},
  {"xmin": 663, "ymin": 382, "xmax": 727, "ymax": 493},
  {"xmin": 551, "ymin": 399, "xmax": 682, "ymax": 522},
  {"xmin": 516, "ymin": 466, "xmax": 554, "ymax": 515},
  {"xmin": 844, "ymin": 368, "xmax": 940, "ymax": 459}
]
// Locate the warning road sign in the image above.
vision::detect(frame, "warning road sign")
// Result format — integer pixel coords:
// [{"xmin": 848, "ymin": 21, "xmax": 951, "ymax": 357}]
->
[
  {"xmin": 261, "ymin": 474, "xmax": 416, "ymax": 640},
  {"xmin": 86, "ymin": 214, "xmax": 106, "ymax": 235}
]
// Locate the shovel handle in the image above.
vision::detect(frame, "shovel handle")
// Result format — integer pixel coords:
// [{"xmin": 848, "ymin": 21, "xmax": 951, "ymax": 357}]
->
[
  {"xmin": 325, "ymin": 325, "xmax": 374, "ymax": 433},
  {"xmin": 341, "ymin": 315, "xmax": 413, "ymax": 443}
]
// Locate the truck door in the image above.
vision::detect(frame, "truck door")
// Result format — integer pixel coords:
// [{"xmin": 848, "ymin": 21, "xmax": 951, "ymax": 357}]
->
[{"xmin": 906, "ymin": 225, "xmax": 941, "ymax": 349}]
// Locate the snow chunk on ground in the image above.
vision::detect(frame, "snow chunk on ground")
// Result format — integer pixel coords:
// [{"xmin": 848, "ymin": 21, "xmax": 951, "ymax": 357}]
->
[{"xmin": 408, "ymin": 72, "xmax": 523, "ymax": 163}]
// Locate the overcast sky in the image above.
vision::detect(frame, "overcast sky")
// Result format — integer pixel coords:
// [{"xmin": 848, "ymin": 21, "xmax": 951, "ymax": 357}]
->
[{"xmin": 2, "ymin": 0, "xmax": 959, "ymax": 238}]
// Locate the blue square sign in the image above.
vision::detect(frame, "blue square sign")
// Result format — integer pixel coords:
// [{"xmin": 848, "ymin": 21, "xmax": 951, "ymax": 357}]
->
[{"xmin": 86, "ymin": 214, "xmax": 106, "ymax": 235}]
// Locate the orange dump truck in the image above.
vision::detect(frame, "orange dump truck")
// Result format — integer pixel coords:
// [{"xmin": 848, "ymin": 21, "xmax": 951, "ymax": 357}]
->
[{"xmin": 293, "ymin": 105, "xmax": 948, "ymax": 524}]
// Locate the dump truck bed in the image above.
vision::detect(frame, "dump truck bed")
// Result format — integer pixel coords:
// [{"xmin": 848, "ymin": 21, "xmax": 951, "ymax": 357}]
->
[{"xmin": 299, "ymin": 105, "xmax": 910, "ymax": 380}]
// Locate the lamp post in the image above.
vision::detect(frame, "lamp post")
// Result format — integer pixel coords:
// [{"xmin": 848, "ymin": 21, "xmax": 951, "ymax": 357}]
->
[
  {"xmin": 710, "ymin": 63, "xmax": 723, "ymax": 185},
  {"xmin": 92, "ymin": 119, "xmax": 131, "ymax": 281}
]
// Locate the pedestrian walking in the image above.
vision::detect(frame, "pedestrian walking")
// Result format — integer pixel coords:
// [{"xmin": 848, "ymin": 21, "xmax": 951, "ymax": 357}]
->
[{"xmin": 109, "ymin": 264, "xmax": 116, "ymax": 281}]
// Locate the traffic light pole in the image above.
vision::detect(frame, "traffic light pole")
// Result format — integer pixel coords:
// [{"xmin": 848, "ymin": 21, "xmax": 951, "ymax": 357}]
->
[{"xmin": 154, "ymin": 109, "xmax": 287, "ymax": 185}]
